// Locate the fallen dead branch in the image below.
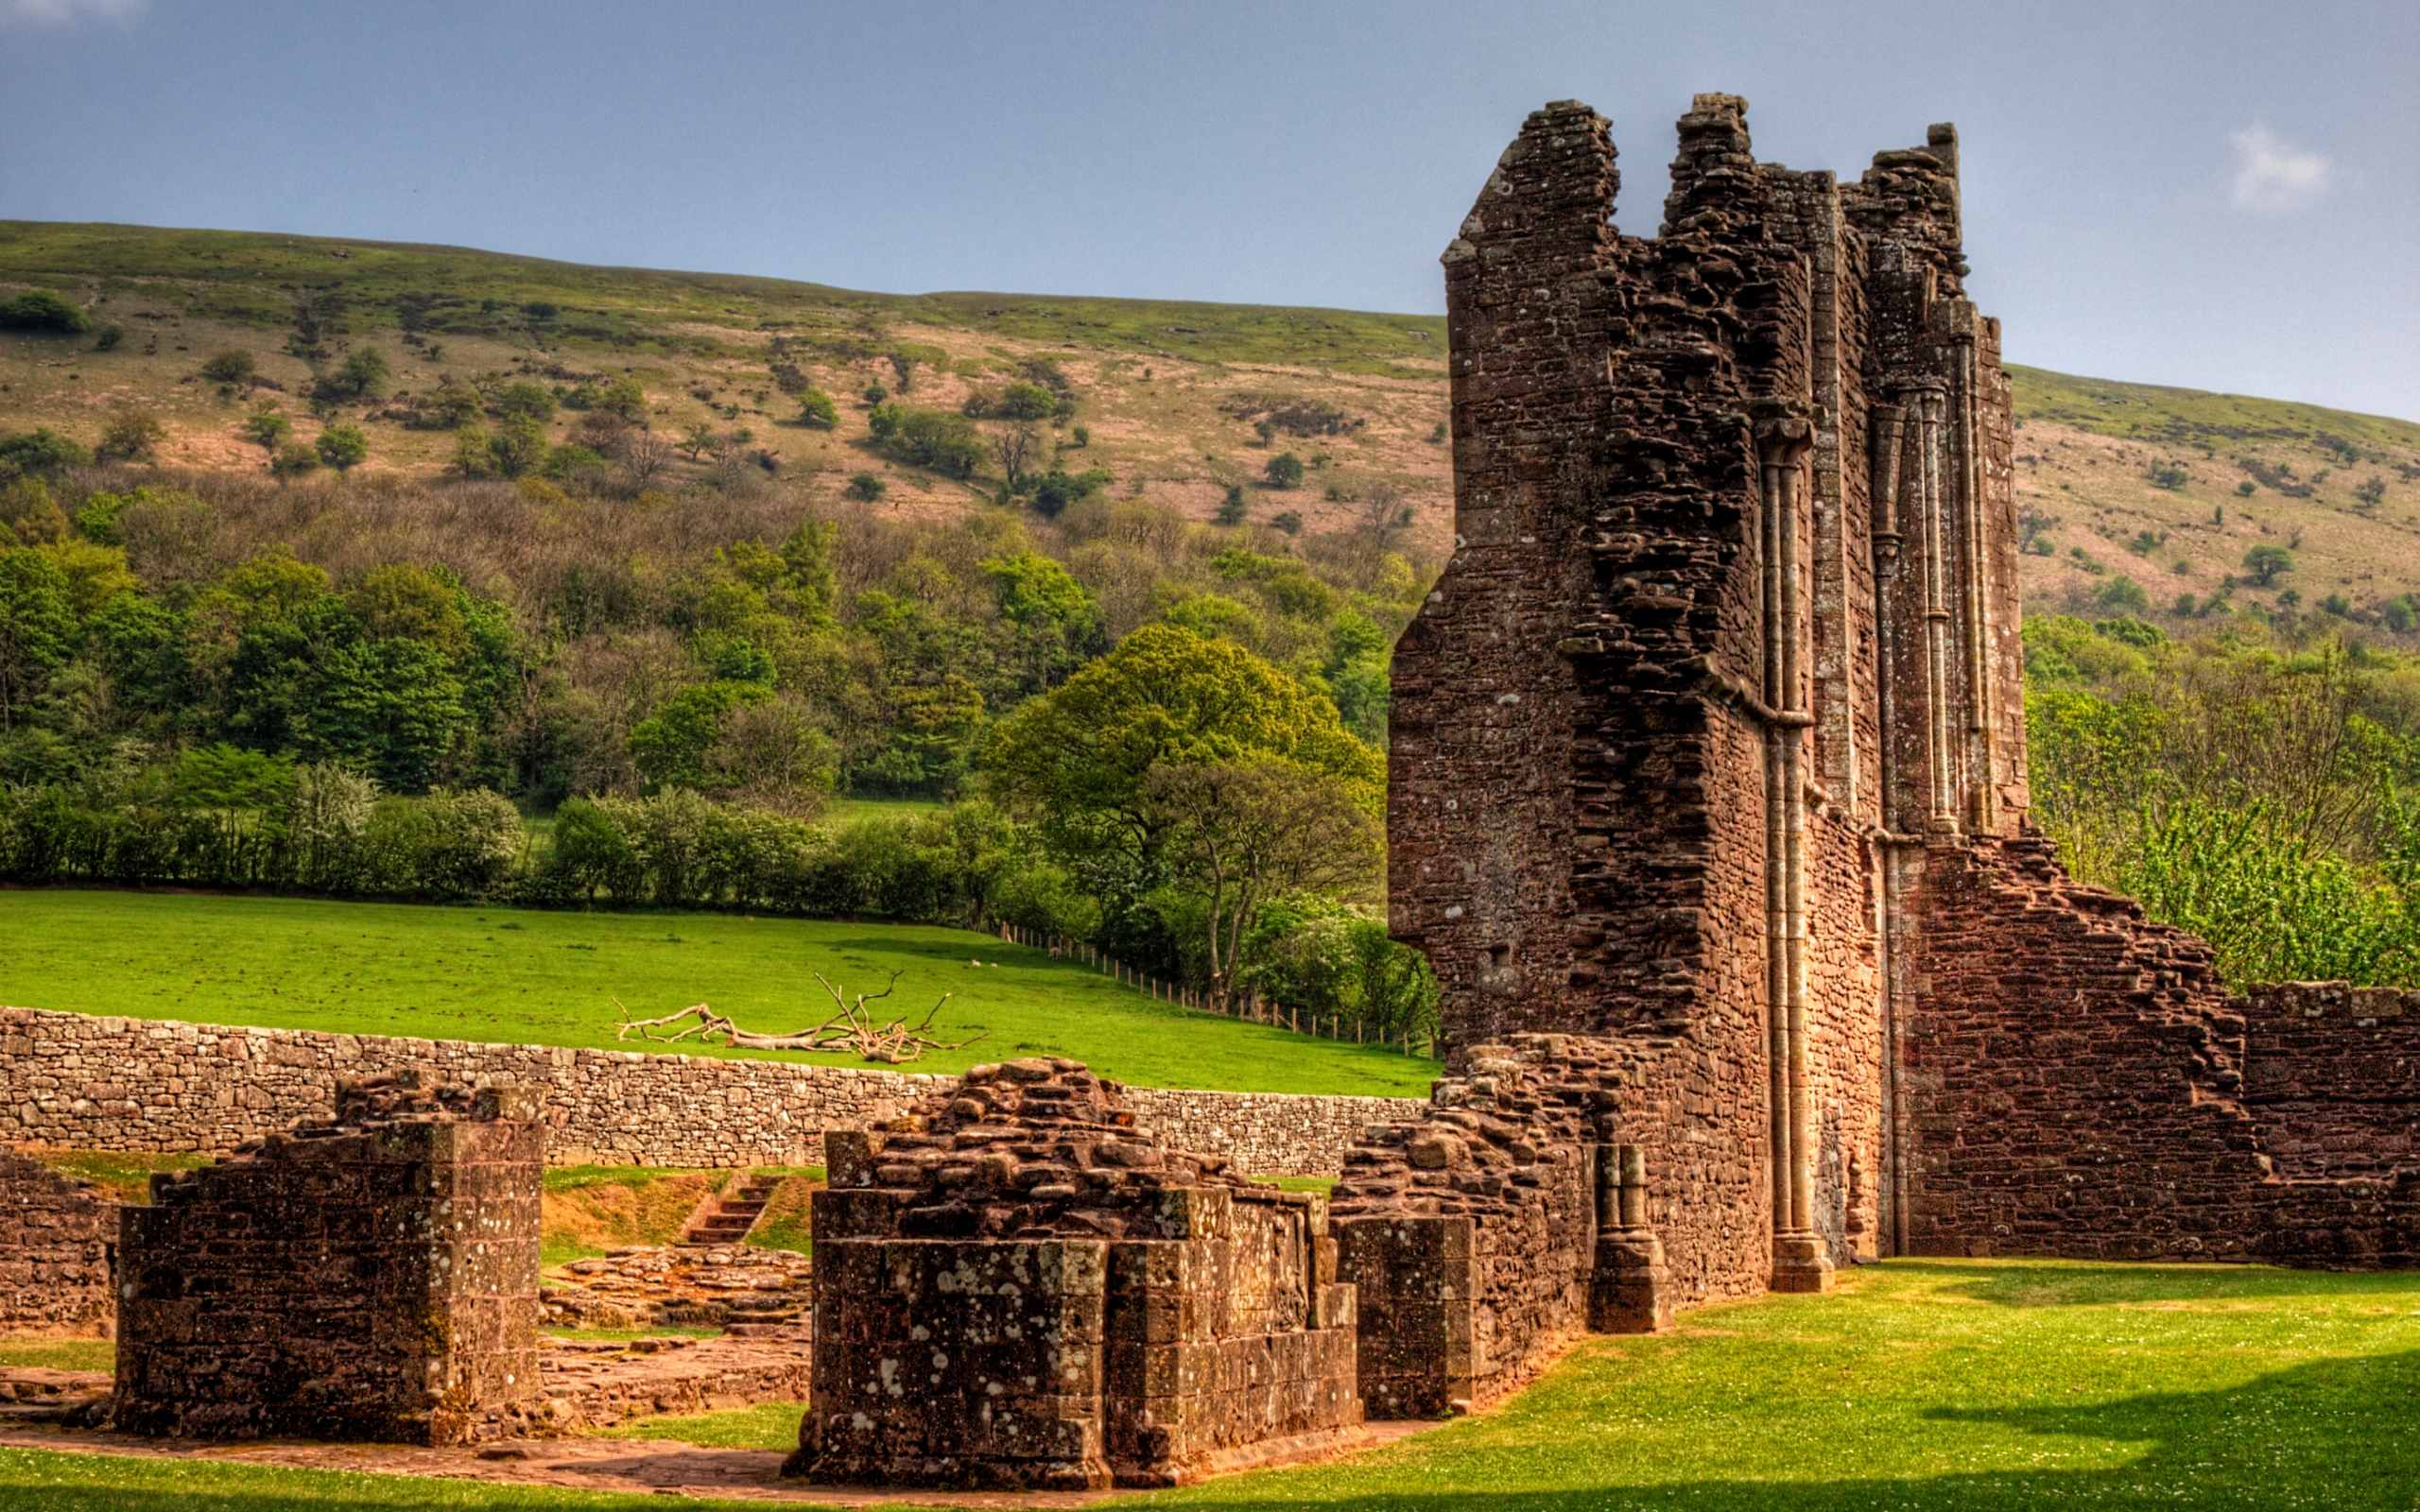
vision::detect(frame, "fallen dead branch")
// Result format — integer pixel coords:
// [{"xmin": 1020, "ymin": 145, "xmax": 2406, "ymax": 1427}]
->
[{"xmin": 611, "ymin": 972, "xmax": 983, "ymax": 1064}]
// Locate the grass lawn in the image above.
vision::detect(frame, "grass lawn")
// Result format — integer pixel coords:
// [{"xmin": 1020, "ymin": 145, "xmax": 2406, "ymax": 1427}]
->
[
  {"xmin": 11, "ymin": 1259, "xmax": 2412, "ymax": 1509},
  {"xmin": 0, "ymin": 889, "xmax": 1435, "ymax": 1097}
]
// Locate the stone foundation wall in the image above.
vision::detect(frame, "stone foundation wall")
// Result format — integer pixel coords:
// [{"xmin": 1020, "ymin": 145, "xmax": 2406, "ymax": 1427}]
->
[
  {"xmin": 0, "ymin": 1149, "xmax": 117, "ymax": 1335},
  {"xmin": 0, "ymin": 1006, "xmax": 1418, "ymax": 1177},
  {"xmin": 113, "ymin": 1082, "xmax": 544, "ymax": 1444}
]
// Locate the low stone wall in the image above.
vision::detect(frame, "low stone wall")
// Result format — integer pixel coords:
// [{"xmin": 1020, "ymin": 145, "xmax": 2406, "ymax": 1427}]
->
[
  {"xmin": 0, "ymin": 1149, "xmax": 117, "ymax": 1336},
  {"xmin": 0, "ymin": 1007, "xmax": 1420, "ymax": 1177}
]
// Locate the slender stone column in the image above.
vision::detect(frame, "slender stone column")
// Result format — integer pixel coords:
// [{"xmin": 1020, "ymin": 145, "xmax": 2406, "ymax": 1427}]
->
[{"xmin": 1910, "ymin": 383, "xmax": 1958, "ymax": 833}]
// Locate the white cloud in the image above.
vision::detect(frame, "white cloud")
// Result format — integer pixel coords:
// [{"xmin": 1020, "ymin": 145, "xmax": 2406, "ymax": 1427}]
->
[
  {"xmin": 2230, "ymin": 124, "xmax": 2334, "ymax": 214},
  {"xmin": 1, "ymin": 0, "xmax": 142, "ymax": 21}
]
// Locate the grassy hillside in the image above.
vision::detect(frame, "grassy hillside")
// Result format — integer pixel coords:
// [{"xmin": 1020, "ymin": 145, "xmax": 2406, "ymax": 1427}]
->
[
  {"xmin": 2010, "ymin": 365, "xmax": 2420, "ymax": 628},
  {"xmin": 5, "ymin": 221, "xmax": 2416, "ymax": 638},
  {"xmin": 0, "ymin": 890, "xmax": 1437, "ymax": 1097}
]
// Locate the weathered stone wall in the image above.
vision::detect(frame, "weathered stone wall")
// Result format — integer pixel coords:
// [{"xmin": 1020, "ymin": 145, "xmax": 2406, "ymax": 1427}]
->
[
  {"xmin": 794, "ymin": 1058, "xmax": 1358, "ymax": 1489},
  {"xmin": 1901, "ymin": 839, "xmax": 2420, "ymax": 1267},
  {"xmin": 0, "ymin": 1006, "xmax": 1417, "ymax": 1177},
  {"xmin": 113, "ymin": 1077, "xmax": 544, "ymax": 1444},
  {"xmin": 0, "ymin": 1149, "xmax": 116, "ymax": 1336}
]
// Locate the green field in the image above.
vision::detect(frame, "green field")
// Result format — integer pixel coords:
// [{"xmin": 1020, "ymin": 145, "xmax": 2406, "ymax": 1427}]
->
[
  {"xmin": 0, "ymin": 889, "xmax": 1435, "ymax": 1097},
  {"xmin": 5, "ymin": 1259, "xmax": 2416, "ymax": 1509}
]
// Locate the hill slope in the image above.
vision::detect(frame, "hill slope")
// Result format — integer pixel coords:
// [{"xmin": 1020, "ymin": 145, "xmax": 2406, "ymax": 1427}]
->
[{"xmin": 4, "ymin": 220, "xmax": 2417, "ymax": 631}]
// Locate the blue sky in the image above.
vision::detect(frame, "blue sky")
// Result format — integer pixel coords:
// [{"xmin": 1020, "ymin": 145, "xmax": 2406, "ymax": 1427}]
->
[{"xmin": 3, "ymin": 0, "xmax": 2412, "ymax": 420}]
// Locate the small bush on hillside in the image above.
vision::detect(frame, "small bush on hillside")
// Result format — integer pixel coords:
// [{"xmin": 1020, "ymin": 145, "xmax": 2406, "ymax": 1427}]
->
[
  {"xmin": 315, "ymin": 424, "xmax": 370, "ymax": 472},
  {"xmin": 0, "ymin": 290, "xmax": 92, "ymax": 334},
  {"xmin": 0, "ymin": 429, "xmax": 90, "ymax": 478},
  {"xmin": 200, "ymin": 351, "xmax": 256, "ymax": 385},
  {"xmin": 2092, "ymin": 574, "xmax": 2150, "ymax": 614},
  {"xmin": 846, "ymin": 472, "xmax": 886, "ymax": 503},
  {"xmin": 271, "ymin": 441, "xmax": 320, "ymax": 479},
  {"xmin": 315, "ymin": 347, "xmax": 392, "ymax": 404},
  {"xmin": 2243, "ymin": 544, "xmax": 2294, "ymax": 587},
  {"xmin": 496, "ymin": 382, "xmax": 556, "ymax": 424},
  {"xmin": 1263, "ymin": 453, "xmax": 1305, "ymax": 490},
  {"xmin": 95, "ymin": 411, "xmax": 167, "ymax": 463},
  {"xmin": 1217, "ymin": 486, "xmax": 1249, "ymax": 525},
  {"xmin": 1272, "ymin": 511, "xmax": 1303, "ymax": 535},
  {"xmin": 92, "ymin": 324, "xmax": 123, "ymax": 352},
  {"xmin": 796, "ymin": 389, "xmax": 838, "ymax": 429}
]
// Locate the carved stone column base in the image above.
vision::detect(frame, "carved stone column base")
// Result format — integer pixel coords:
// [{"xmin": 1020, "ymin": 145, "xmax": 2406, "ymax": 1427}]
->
[
  {"xmin": 1588, "ymin": 1228, "xmax": 1673, "ymax": 1333},
  {"xmin": 1769, "ymin": 1230, "xmax": 1835, "ymax": 1294}
]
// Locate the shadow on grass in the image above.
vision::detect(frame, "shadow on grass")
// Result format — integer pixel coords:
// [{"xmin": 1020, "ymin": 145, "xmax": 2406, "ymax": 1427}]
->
[
  {"xmin": 1145, "ymin": 1350, "xmax": 2420, "ymax": 1512},
  {"xmin": 1896, "ymin": 1257, "xmax": 2420, "ymax": 1309}
]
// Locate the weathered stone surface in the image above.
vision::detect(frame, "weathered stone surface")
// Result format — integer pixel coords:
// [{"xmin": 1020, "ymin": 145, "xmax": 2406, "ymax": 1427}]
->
[
  {"xmin": 0, "ymin": 1006, "xmax": 1412, "ymax": 1178},
  {"xmin": 0, "ymin": 1149, "xmax": 117, "ymax": 1336},
  {"xmin": 112, "ymin": 1074, "xmax": 544, "ymax": 1445},
  {"xmin": 787, "ymin": 1059, "xmax": 1358, "ymax": 1488}
]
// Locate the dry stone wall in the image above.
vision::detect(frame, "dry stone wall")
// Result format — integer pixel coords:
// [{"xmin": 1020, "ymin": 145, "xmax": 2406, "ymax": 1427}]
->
[{"xmin": 0, "ymin": 1006, "xmax": 1418, "ymax": 1177}]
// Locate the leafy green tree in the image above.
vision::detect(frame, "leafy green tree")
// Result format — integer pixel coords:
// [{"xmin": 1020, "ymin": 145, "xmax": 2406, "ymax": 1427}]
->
[
  {"xmin": 995, "ymin": 383, "xmax": 1059, "ymax": 421},
  {"xmin": 2243, "ymin": 544, "xmax": 2294, "ymax": 587},
  {"xmin": 271, "ymin": 441, "xmax": 320, "ymax": 479},
  {"xmin": 496, "ymin": 382, "xmax": 556, "ymax": 423},
  {"xmin": 308, "ymin": 638, "xmax": 468, "ymax": 791},
  {"xmin": 346, "ymin": 564, "xmax": 469, "ymax": 655},
  {"xmin": 490, "ymin": 416, "xmax": 550, "ymax": 477},
  {"xmin": 0, "ymin": 478, "xmax": 71, "ymax": 544},
  {"xmin": 0, "ymin": 290, "xmax": 92, "ymax": 333},
  {"xmin": 1028, "ymin": 468, "xmax": 1113, "ymax": 518},
  {"xmin": 627, "ymin": 680, "xmax": 774, "ymax": 790},
  {"xmin": 846, "ymin": 472, "xmax": 887, "ymax": 503},
  {"xmin": 597, "ymin": 376, "xmax": 649, "ymax": 422},
  {"xmin": 420, "ymin": 382, "xmax": 483, "ymax": 429},
  {"xmin": 1141, "ymin": 758, "xmax": 1381, "ymax": 1001},
  {"xmin": 450, "ymin": 425, "xmax": 499, "ymax": 477},
  {"xmin": 200, "ymin": 351, "xmax": 256, "ymax": 384},
  {"xmin": 2093, "ymin": 574, "xmax": 2150, "ymax": 614},
  {"xmin": 242, "ymin": 410, "xmax": 291, "ymax": 456},
  {"xmin": 1216, "ymin": 486, "xmax": 1249, "ymax": 525},
  {"xmin": 1263, "ymin": 452, "xmax": 1305, "ymax": 490},
  {"xmin": 984, "ymin": 552, "xmax": 1105, "ymax": 690},
  {"xmin": 779, "ymin": 518, "xmax": 840, "ymax": 627},
  {"xmin": 0, "ymin": 549, "xmax": 76, "ymax": 728},
  {"xmin": 314, "ymin": 423, "xmax": 370, "ymax": 472},
  {"xmin": 985, "ymin": 622, "xmax": 1383, "ymax": 871},
  {"xmin": 318, "ymin": 347, "xmax": 393, "ymax": 403},
  {"xmin": 796, "ymin": 388, "xmax": 838, "ymax": 429}
]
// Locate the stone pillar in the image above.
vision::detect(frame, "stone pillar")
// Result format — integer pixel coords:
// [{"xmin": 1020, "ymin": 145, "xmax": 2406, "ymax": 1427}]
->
[{"xmin": 1588, "ymin": 1145, "xmax": 1672, "ymax": 1333}]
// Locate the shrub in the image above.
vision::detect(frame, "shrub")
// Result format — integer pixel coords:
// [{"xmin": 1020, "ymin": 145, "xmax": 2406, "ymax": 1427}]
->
[
  {"xmin": 846, "ymin": 472, "xmax": 886, "ymax": 503},
  {"xmin": 994, "ymin": 383, "xmax": 1059, "ymax": 421},
  {"xmin": 314, "ymin": 423, "xmax": 370, "ymax": 472},
  {"xmin": 796, "ymin": 388, "xmax": 838, "ymax": 429},
  {"xmin": 451, "ymin": 425, "xmax": 499, "ymax": 478},
  {"xmin": 2092, "ymin": 574, "xmax": 2150, "ymax": 614},
  {"xmin": 0, "ymin": 428, "xmax": 92, "ymax": 476},
  {"xmin": 536, "ymin": 442, "xmax": 605, "ymax": 484},
  {"xmin": 92, "ymin": 324, "xmax": 123, "ymax": 352},
  {"xmin": 241, "ymin": 410, "xmax": 290, "ymax": 455},
  {"xmin": 523, "ymin": 301, "xmax": 560, "ymax": 319},
  {"xmin": 1216, "ymin": 485, "xmax": 1249, "ymax": 525},
  {"xmin": 2236, "ymin": 480, "xmax": 2256, "ymax": 497},
  {"xmin": 875, "ymin": 406, "xmax": 984, "ymax": 478},
  {"xmin": 2150, "ymin": 465, "xmax": 2188, "ymax": 490},
  {"xmin": 496, "ymin": 382, "xmax": 556, "ymax": 424},
  {"xmin": 1027, "ymin": 468, "xmax": 1112, "ymax": 518},
  {"xmin": 2356, "ymin": 476, "xmax": 2388, "ymax": 508},
  {"xmin": 199, "ymin": 351, "xmax": 256, "ymax": 385},
  {"xmin": 596, "ymin": 376, "xmax": 648, "ymax": 422},
  {"xmin": 316, "ymin": 347, "xmax": 392, "ymax": 404},
  {"xmin": 1272, "ymin": 510, "xmax": 1303, "ymax": 535},
  {"xmin": 0, "ymin": 290, "xmax": 92, "ymax": 334},
  {"xmin": 270, "ymin": 441, "xmax": 320, "ymax": 479},
  {"xmin": 1263, "ymin": 453, "xmax": 1305, "ymax": 490},
  {"xmin": 95, "ymin": 411, "xmax": 167, "ymax": 463}
]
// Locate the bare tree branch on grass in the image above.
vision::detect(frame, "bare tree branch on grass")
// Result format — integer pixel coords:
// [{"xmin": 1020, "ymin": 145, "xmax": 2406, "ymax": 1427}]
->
[{"xmin": 611, "ymin": 972, "xmax": 983, "ymax": 1063}]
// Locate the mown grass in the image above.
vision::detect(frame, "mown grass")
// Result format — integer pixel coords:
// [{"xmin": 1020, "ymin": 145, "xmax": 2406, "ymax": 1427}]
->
[
  {"xmin": 18, "ymin": 1150, "xmax": 212, "ymax": 1206},
  {"xmin": 0, "ymin": 889, "xmax": 1436, "ymax": 1097},
  {"xmin": 7, "ymin": 1260, "xmax": 2420, "ymax": 1508},
  {"xmin": 0, "ymin": 1452, "xmax": 803, "ymax": 1511},
  {"xmin": 0, "ymin": 1340, "xmax": 112, "ymax": 1372}
]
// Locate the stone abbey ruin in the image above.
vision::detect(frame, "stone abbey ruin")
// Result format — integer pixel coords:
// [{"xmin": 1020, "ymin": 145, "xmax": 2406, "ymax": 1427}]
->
[{"xmin": 5, "ymin": 92, "xmax": 2418, "ymax": 1491}]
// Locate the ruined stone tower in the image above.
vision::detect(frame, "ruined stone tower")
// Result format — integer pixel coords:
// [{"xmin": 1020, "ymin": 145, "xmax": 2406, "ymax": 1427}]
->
[
  {"xmin": 1370, "ymin": 97, "xmax": 2420, "ymax": 1382},
  {"xmin": 1386, "ymin": 94, "xmax": 2025, "ymax": 1297}
]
